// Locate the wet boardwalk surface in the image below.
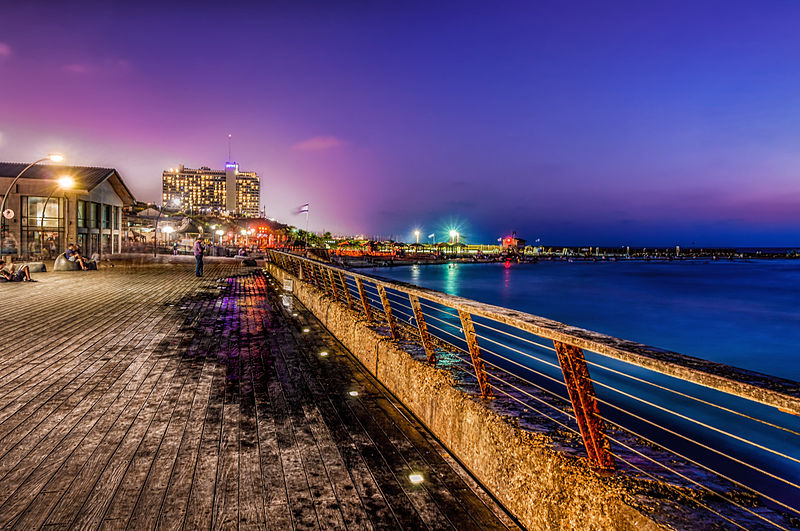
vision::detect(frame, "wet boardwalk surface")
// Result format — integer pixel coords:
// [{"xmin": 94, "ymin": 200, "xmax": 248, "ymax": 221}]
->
[{"xmin": 0, "ymin": 263, "xmax": 515, "ymax": 530}]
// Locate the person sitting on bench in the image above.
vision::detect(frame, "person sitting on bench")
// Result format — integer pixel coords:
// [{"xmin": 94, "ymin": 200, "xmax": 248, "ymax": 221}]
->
[
  {"xmin": 0, "ymin": 260, "xmax": 35, "ymax": 282},
  {"xmin": 66, "ymin": 243, "xmax": 88, "ymax": 270}
]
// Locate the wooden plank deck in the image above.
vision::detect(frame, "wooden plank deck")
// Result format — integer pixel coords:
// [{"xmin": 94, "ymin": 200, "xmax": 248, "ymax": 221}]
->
[{"xmin": 0, "ymin": 263, "xmax": 518, "ymax": 530}]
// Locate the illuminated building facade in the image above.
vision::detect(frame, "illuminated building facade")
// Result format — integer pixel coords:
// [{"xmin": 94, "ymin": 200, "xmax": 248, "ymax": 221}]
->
[{"xmin": 162, "ymin": 163, "xmax": 260, "ymax": 217}]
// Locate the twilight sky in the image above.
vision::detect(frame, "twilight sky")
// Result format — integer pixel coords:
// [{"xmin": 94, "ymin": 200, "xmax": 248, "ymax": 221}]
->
[{"xmin": 1, "ymin": 1, "xmax": 799, "ymax": 246}]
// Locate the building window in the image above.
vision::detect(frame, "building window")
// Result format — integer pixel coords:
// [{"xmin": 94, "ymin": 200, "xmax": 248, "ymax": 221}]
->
[
  {"xmin": 102, "ymin": 204, "xmax": 111, "ymax": 229},
  {"xmin": 77, "ymin": 200, "xmax": 86, "ymax": 228},
  {"xmin": 89, "ymin": 202, "xmax": 98, "ymax": 228},
  {"xmin": 20, "ymin": 196, "xmax": 65, "ymax": 257},
  {"xmin": 113, "ymin": 206, "xmax": 119, "ymax": 230}
]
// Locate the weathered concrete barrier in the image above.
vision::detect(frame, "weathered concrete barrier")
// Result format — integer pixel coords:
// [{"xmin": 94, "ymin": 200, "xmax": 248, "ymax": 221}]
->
[{"xmin": 266, "ymin": 262, "xmax": 664, "ymax": 530}]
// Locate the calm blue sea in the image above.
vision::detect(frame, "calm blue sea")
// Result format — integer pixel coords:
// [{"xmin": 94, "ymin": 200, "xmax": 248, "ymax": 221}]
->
[{"xmin": 375, "ymin": 259, "xmax": 800, "ymax": 381}]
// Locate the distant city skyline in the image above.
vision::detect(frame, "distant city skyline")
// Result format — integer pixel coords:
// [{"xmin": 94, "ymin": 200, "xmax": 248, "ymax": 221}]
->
[{"xmin": 1, "ymin": 1, "xmax": 799, "ymax": 246}]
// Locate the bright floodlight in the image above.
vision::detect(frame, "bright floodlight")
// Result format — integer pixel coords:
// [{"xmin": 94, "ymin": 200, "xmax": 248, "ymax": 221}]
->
[
  {"xmin": 162, "ymin": 226, "xmax": 175, "ymax": 233},
  {"xmin": 57, "ymin": 176, "xmax": 75, "ymax": 189},
  {"xmin": 240, "ymin": 230, "xmax": 247, "ymax": 235},
  {"xmin": 409, "ymin": 474, "xmax": 424, "ymax": 484},
  {"xmin": 215, "ymin": 229, "xmax": 224, "ymax": 236},
  {"xmin": 48, "ymin": 153, "xmax": 64, "ymax": 162},
  {"xmin": 449, "ymin": 229, "xmax": 457, "ymax": 238}
]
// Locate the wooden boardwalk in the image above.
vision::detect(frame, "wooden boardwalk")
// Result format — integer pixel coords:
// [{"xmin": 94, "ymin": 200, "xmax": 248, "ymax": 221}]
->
[{"xmin": 0, "ymin": 263, "xmax": 516, "ymax": 530}]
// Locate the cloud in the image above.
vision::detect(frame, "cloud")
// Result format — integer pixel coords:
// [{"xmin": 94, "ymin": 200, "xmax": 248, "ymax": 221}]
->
[
  {"xmin": 63, "ymin": 63, "xmax": 92, "ymax": 74},
  {"xmin": 0, "ymin": 42, "xmax": 11, "ymax": 58},
  {"xmin": 291, "ymin": 136, "xmax": 348, "ymax": 151},
  {"xmin": 62, "ymin": 59, "xmax": 131, "ymax": 75}
]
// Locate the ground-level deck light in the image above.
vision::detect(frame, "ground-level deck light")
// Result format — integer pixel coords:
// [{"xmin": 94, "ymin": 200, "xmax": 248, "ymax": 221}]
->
[
  {"xmin": 409, "ymin": 474, "xmax": 424, "ymax": 484},
  {"xmin": 319, "ymin": 351, "xmax": 329, "ymax": 357},
  {"xmin": 302, "ymin": 328, "xmax": 310, "ymax": 333},
  {"xmin": 348, "ymin": 391, "xmax": 359, "ymax": 397}
]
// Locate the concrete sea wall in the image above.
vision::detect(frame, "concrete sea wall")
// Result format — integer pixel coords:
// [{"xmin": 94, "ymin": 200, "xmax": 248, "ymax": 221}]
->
[{"xmin": 266, "ymin": 262, "xmax": 664, "ymax": 530}]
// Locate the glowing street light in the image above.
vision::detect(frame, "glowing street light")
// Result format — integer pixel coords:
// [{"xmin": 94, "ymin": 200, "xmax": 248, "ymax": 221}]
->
[
  {"xmin": 56, "ymin": 176, "xmax": 74, "ymax": 189},
  {"xmin": 414, "ymin": 230, "xmax": 420, "ymax": 244}
]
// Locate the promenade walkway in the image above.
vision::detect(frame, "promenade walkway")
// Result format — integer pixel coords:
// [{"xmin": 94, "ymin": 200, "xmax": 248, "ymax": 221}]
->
[{"xmin": 0, "ymin": 263, "xmax": 515, "ymax": 530}]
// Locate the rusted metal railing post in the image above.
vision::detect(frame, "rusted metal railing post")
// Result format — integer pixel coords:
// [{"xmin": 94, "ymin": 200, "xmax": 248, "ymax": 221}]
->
[
  {"xmin": 457, "ymin": 310, "xmax": 492, "ymax": 397},
  {"xmin": 311, "ymin": 263, "xmax": 322, "ymax": 289},
  {"xmin": 321, "ymin": 265, "xmax": 332, "ymax": 295},
  {"xmin": 327, "ymin": 269, "xmax": 339, "ymax": 301},
  {"xmin": 315, "ymin": 263, "xmax": 325, "ymax": 290},
  {"xmin": 338, "ymin": 271, "xmax": 353, "ymax": 310},
  {"xmin": 553, "ymin": 341, "xmax": 615, "ymax": 471},
  {"xmin": 355, "ymin": 277, "xmax": 372, "ymax": 322},
  {"xmin": 376, "ymin": 284, "xmax": 398, "ymax": 339},
  {"xmin": 409, "ymin": 294, "xmax": 436, "ymax": 364}
]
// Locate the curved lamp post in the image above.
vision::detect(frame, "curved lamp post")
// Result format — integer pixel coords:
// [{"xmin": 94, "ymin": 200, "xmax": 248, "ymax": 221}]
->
[
  {"xmin": 153, "ymin": 198, "xmax": 181, "ymax": 257},
  {"xmin": 39, "ymin": 175, "xmax": 74, "ymax": 257},
  {"xmin": 0, "ymin": 153, "xmax": 64, "ymax": 260}
]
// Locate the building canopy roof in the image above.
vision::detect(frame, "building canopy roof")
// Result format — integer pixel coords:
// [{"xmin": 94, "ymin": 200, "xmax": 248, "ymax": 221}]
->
[{"xmin": 0, "ymin": 162, "xmax": 136, "ymax": 205}]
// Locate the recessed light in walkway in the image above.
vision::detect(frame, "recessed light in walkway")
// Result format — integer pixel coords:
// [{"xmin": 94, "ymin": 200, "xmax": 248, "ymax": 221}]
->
[
  {"xmin": 292, "ymin": 313, "xmax": 298, "ymax": 317},
  {"xmin": 349, "ymin": 391, "xmax": 359, "ymax": 397},
  {"xmin": 320, "ymin": 351, "xmax": 329, "ymax": 357},
  {"xmin": 409, "ymin": 474, "xmax": 424, "ymax": 484},
  {"xmin": 302, "ymin": 328, "xmax": 310, "ymax": 333}
]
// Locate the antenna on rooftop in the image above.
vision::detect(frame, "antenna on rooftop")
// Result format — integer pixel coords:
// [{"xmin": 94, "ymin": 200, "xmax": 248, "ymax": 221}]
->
[{"xmin": 227, "ymin": 133, "xmax": 232, "ymax": 161}]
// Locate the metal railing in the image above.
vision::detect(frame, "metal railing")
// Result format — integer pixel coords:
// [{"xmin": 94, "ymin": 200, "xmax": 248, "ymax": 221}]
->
[{"xmin": 266, "ymin": 249, "xmax": 800, "ymax": 529}]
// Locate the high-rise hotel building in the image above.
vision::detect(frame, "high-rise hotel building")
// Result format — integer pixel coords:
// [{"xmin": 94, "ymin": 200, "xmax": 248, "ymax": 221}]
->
[{"xmin": 162, "ymin": 163, "xmax": 260, "ymax": 217}]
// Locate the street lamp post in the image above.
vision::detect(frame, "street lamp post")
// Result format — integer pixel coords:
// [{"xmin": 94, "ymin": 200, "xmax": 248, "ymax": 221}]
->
[
  {"xmin": 414, "ymin": 230, "xmax": 420, "ymax": 244},
  {"xmin": 39, "ymin": 176, "xmax": 75, "ymax": 257},
  {"xmin": 154, "ymin": 198, "xmax": 181, "ymax": 257},
  {"xmin": 1, "ymin": 154, "xmax": 64, "ymax": 260}
]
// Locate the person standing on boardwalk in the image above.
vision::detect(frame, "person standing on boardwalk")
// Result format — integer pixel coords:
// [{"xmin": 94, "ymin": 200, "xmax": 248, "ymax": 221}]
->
[{"xmin": 193, "ymin": 236, "xmax": 205, "ymax": 277}]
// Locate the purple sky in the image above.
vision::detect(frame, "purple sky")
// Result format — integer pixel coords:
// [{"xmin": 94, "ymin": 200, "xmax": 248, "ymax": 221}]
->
[{"xmin": 1, "ymin": 1, "xmax": 799, "ymax": 246}]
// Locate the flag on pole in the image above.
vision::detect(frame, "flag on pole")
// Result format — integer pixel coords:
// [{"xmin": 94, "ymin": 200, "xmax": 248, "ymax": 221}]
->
[{"xmin": 295, "ymin": 203, "xmax": 309, "ymax": 215}]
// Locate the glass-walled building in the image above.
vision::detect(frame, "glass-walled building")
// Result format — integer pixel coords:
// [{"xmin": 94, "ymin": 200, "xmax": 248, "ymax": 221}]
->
[{"xmin": 0, "ymin": 162, "xmax": 136, "ymax": 259}]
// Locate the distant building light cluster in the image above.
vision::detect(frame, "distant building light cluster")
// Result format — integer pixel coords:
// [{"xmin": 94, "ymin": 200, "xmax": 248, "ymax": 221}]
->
[{"xmin": 162, "ymin": 163, "xmax": 260, "ymax": 217}]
